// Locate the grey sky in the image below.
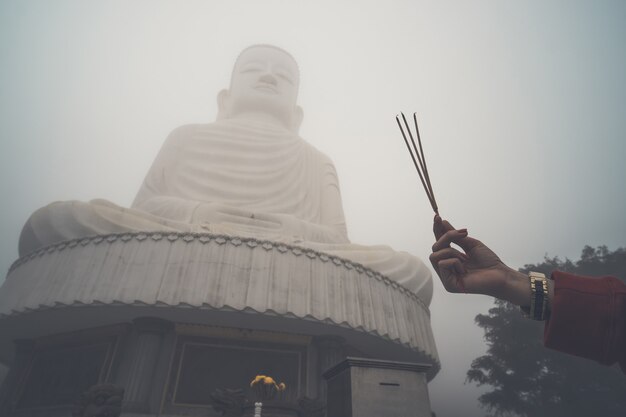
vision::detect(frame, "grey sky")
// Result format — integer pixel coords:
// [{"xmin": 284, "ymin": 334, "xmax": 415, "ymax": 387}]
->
[{"xmin": 1, "ymin": 1, "xmax": 625, "ymax": 416}]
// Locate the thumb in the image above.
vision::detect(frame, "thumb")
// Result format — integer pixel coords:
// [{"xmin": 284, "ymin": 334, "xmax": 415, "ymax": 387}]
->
[{"xmin": 433, "ymin": 215, "xmax": 454, "ymax": 240}]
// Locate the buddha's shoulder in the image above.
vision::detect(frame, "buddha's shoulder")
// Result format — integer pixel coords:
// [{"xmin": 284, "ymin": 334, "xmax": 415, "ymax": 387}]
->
[
  {"xmin": 160, "ymin": 123, "xmax": 217, "ymax": 147},
  {"xmin": 165, "ymin": 121, "xmax": 259, "ymax": 140},
  {"xmin": 300, "ymin": 140, "xmax": 335, "ymax": 166},
  {"xmin": 166, "ymin": 123, "xmax": 210, "ymax": 138}
]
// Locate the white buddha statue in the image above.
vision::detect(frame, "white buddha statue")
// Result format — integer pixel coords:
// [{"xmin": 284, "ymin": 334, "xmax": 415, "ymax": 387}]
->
[{"xmin": 18, "ymin": 45, "xmax": 433, "ymax": 304}]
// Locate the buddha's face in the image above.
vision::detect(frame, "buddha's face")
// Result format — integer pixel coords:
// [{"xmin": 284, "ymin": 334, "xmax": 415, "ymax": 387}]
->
[{"xmin": 219, "ymin": 46, "xmax": 302, "ymax": 130}]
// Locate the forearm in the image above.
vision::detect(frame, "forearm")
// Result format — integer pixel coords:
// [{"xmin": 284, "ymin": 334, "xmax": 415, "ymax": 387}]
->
[{"xmin": 544, "ymin": 272, "xmax": 626, "ymax": 370}]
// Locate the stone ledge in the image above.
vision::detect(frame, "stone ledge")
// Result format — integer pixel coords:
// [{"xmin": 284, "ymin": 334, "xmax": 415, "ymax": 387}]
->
[{"xmin": 10, "ymin": 232, "xmax": 427, "ymax": 309}]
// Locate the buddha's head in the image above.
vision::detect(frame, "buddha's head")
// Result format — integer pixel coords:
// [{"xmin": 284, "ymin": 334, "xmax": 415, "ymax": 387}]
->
[{"xmin": 217, "ymin": 45, "xmax": 303, "ymax": 133}]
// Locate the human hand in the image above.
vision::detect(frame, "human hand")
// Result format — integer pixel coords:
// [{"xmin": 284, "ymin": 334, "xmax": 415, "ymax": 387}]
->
[{"xmin": 430, "ymin": 215, "xmax": 530, "ymax": 306}]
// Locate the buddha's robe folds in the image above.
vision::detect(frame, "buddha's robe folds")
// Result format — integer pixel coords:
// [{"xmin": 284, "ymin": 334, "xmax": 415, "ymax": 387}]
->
[{"xmin": 19, "ymin": 119, "xmax": 433, "ymax": 304}]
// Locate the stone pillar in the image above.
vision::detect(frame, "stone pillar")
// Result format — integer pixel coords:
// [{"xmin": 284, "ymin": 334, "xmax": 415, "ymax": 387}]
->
[
  {"xmin": 313, "ymin": 336, "xmax": 345, "ymax": 402},
  {"xmin": 323, "ymin": 357, "xmax": 432, "ymax": 417},
  {"xmin": 0, "ymin": 339, "xmax": 35, "ymax": 416},
  {"xmin": 112, "ymin": 317, "xmax": 173, "ymax": 414}
]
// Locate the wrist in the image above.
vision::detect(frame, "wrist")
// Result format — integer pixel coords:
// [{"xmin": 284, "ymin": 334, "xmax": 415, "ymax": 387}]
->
[{"xmin": 501, "ymin": 268, "xmax": 533, "ymax": 306}]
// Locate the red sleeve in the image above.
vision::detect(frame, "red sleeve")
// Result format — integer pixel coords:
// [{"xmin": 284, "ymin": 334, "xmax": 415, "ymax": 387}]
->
[{"xmin": 544, "ymin": 271, "xmax": 626, "ymax": 372}]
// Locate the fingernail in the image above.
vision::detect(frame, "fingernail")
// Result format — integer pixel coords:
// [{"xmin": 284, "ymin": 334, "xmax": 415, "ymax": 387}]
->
[{"xmin": 458, "ymin": 228, "xmax": 468, "ymax": 234}]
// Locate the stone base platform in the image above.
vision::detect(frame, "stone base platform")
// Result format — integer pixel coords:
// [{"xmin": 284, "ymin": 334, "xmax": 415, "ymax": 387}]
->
[{"xmin": 0, "ymin": 232, "xmax": 439, "ymax": 416}]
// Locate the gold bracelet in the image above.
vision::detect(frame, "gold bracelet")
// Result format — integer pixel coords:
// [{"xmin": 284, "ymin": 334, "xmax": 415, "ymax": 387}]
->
[
  {"xmin": 530, "ymin": 272, "xmax": 548, "ymax": 320},
  {"xmin": 521, "ymin": 272, "xmax": 549, "ymax": 320}
]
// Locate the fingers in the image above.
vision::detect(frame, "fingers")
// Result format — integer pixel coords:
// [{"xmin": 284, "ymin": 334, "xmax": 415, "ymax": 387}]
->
[
  {"xmin": 432, "ymin": 228, "xmax": 468, "ymax": 252},
  {"xmin": 429, "ymin": 247, "xmax": 469, "ymax": 269},
  {"xmin": 437, "ymin": 258, "xmax": 466, "ymax": 293},
  {"xmin": 460, "ymin": 237, "xmax": 481, "ymax": 252},
  {"xmin": 433, "ymin": 215, "xmax": 482, "ymax": 252},
  {"xmin": 430, "ymin": 247, "xmax": 468, "ymax": 292}
]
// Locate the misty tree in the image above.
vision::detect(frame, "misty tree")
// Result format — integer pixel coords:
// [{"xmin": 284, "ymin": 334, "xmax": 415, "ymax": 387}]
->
[{"xmin": 468, "ymin": 245, "xmax": 626, "ymax": 417}]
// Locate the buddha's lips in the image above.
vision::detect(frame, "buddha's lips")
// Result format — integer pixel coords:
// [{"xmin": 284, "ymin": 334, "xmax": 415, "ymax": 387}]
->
[{"xmin": 255, "ymin": 84, "xmax": 278, "ymax": 93}]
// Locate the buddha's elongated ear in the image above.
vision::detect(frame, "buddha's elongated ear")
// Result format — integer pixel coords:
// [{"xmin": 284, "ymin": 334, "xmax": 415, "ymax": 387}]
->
[
  {"xmin": 216, "ymin": 89, "xmax": 230, "ymax": 120},
  {"xmin": 291, "ymin": 105, "xmax": 303, "ymax": 134}
]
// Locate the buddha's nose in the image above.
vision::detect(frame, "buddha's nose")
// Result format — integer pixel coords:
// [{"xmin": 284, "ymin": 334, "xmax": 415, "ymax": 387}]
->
[{"xmin": 259, "ymin": 73, "xmax": 277, "ymax": 85}]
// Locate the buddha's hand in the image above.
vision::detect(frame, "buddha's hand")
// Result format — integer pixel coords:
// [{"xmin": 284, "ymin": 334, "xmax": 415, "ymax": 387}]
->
[
  {"xmin": 191, "ymin": 203, "xmax": 344, "ymax": 243},
  {"xmin": 430, "ymin": 215, "xmax": 529, "ymax": 305},
  {"xmin": 192, "ymin": 203, "xmax": 283, "ymax": 231}
]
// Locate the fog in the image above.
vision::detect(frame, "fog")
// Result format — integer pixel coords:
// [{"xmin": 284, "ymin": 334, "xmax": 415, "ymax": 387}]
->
[{"xmin": 1, "ymin": 1, "xmax": 625, "ymax": 416}]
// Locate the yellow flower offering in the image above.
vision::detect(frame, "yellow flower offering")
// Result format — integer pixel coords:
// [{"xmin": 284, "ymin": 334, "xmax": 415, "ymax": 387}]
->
[
  {"xmin": 250, "ymin": 374, "xmax": 287, "ymax": 400},
  {"xmin": 250, "ymin": 375, "xmax": 267, "ymax": 387}
]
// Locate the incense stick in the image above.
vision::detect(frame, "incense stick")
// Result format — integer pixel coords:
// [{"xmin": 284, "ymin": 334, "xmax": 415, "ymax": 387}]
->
[
  {"xmin": 412, "ymin": 112, "xmax": 438, "ymax": 214},
  {"xmin": 396, "ymin": 112, "xmax": 439, "ymax": 215},
  {"xmin": 401, "ymin": 113, "xmax": 428, "ymax": 186}
]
